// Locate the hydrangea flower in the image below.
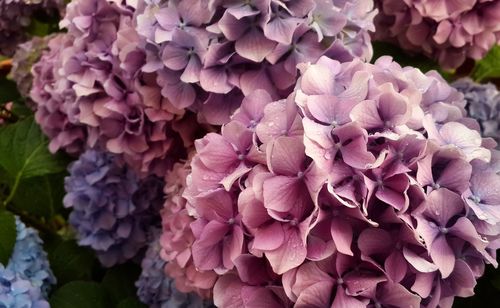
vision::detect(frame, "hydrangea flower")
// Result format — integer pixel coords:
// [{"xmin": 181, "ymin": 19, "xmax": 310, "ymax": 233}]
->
[
  {"xmin": 0, "ymin": 266, "xmax": 49, "ymax": 308},
  {"xmin": 134, "ymin": 0, "xmax": 377, "ymax": 125},
  {"xmin": 10, "ymin": 35, "xmax": 55, "ymax": 100},
  {"xmin": 0, "ymin": 0, "xmax": 64, "ymax": 56},
  {"xmin": 31, "ymin": 0, "xmax": 200, "ymax": 176},
  {"xmin": 452, "ymin": 78, "xmax": 500, "ymax": 146},
  {"xmin": 173, "ymin": 56, "xmax": 500, "ymax": 307},
  {"xmin": 5, "ymin": 218, "xmax": 56, "ymax": 297},
  {"xmin": 374, "ymin": 0, "xmax": 500, "ymax": 69},
  {"xmin": 31, "ymin": 33, "xmax": 87, "ymax": 155},
  {"xmin": 63, "ymin": 149, "xmax": 165, "ymax": 267},
  {"xmin": 136, "ymin": 229, "xmax": 213, "ymax": 308},
  {"xmin": 160, "ymin": 159, "xmax": 218, "ymax": 299}
]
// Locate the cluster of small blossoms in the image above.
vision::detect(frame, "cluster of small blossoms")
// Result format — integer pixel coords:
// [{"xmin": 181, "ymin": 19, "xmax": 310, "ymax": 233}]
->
[
  {"xmin": 168, "ymin": 56, "xmax": 500, "ymax": 307},
  {"xmin": 0, "ymin": 0, "xmax": 64, "ymax": 56},
  {"xmin": 136, "ymin": 229, "xmax": 214, "ymax": 307},
  {"xmin": 63, "ymin": 149, "xmax": 165, "ymax": 267},
  {"xmin": 374, "ymin": 0, "xmax": 500, "ymax": 69},
  {"xmin": 10, "ymin": 35, "xmax": 55, "ymax": 101},
  {"xmin": 0, "ymin": 217, "xmax": 55, "ymax": 307},
  {"xmin": 31, "ymin": 0, "xmax": 202, "ymax": 177},
  {"xmin": 453, "ymin": 78, "xmax": 500, "ymax": 146},
  {"xmin": 134, "ymin": 0, "xmax": 377, "ymax": 125}
]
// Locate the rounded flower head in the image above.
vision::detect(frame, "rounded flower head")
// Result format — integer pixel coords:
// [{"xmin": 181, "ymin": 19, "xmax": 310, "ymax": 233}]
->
[
  {"xmin": 178, "ymin": 56, "xmax": 499, "ymax": 307},
  {"xmin": 160, "ymin": 159, "xmax": 218, "ymax": 298},
  {"xmin": 31, "ymin": 0, "xmax": 202, "ymax": 177},
  {"xmin": 11, "ymin": 35, "xmax": 56, "ymax": 103},
  {"xmin": 4, "ymin": 217, "xmax": 56, "ymax": 297},
  {"xmin": 374, "ymin": 0, "xmax": 500, "ymax": 69},
  {"xmin": 31, "ymin": 33, "xmax": 87, "ymax": 155},
  {"xmin": 0, "ymin": 0, "xmax": 64, "ymax": 56},
  {"xmin": 63, "ymin": 149, "xmax": 165, "ymax": 267},
  {"xmin": 136, "ymin": 229, "xmax": 214, "ymax": 308},
  {"xmin": 452, "ymin": 78, "xmax": 500, "ymax": 146},
  {"xmin": 0, "ymin": 266, "xmax": 49, "ymax": 308},
  {"xmin": 134, "ymin": 0, "xmax": 377, "ymax": 125}
]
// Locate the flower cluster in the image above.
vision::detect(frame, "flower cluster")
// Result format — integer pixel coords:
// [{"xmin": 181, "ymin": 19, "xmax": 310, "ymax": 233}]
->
[
  {"xmin": 160, "ymin": 159, "xmax": 218, "ymax": 299},
  {"xmin": 6, "ymin": 218, "xmax": 56, "ymax": 297},
  {"xmin": 0, "ymin": 0, "xmax": 63, "ymax": 56},
  {"xmin": 173, "ymin": 56, "xmax": 500, "ymax": 307},
  {"xmin": 0, "ymin": 265, "xmax": 49, "ymax": 308},
  {"xmin": 374, "ymin": 0, "xmax": 500, "ymax": 69},
  {"xmin": 30, "ymin": 33, "xmax": 87, "ymax": 155},
  {"xmin": 136, "ymin": 229, "xmax": 213, "ymax": 308},
  {"xmin": 453, "ymin": 78, "xmax": 500, "ymax": 146},
  {"xmin": 31, "ymin": 0, "xmax": 200, "ymax": 176},
  {"xmin": 134, "ymin": 0, "xmax": 377, "ymax": 125},
  {"xmin": 0, "ymin": 217, "xmax": 54, "ymax": 307},
  {"xmin": 63, "ymin": 149, "xmax": 165, "ymax": 267},
  {"xmin": 10, "ymin": 35, "xmax": 55, "ymax": 100}
]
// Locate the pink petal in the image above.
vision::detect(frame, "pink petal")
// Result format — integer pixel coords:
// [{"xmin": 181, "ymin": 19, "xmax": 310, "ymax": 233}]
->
[
  {"xmin": 235, "ymin": 29, "xmax": 277, "ymax": 62},
  {"xmin": 253, "ymin": 222, "xmax": 285, "ymax": 251},
  {"xmin": 430, "ymin": 235, "xmax": 455, "ymax": 278},
  {"xmin": 330, "ymin": 219, "xmax": 354, "ymax": 256},
  {"xmin": 384, "ymin": 251, "xmax": 407, "ymax": 283},
  {"xmin": 265, "ymin": 226, "xmax": 307, "ymax": 274}
]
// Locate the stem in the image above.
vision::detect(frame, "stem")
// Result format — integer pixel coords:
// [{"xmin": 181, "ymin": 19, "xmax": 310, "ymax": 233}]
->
[{"xmin": 2, "ymin": 172, "xmax": 21, "ymax": 208}]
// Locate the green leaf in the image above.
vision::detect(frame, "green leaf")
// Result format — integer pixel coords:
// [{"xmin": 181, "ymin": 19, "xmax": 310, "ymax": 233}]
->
[
  {"xmin": 472, "ymin": 45, "xmax": 500, "ymax": 82},
  {"xmin": 50, "ymin": 281, "xmax": 111, "ymax": 308},
  {"xmin": 0, "ymin": 210, "xmax": 16, "ymax": 265},
  {"xmin": 0, "ymin": 77, "xmax": 21, "ymax": 104},
  {"xmin": 117, "ymin": 297, "xmax": 147, "ymax": 308},
  {"xmin": 0, "ymin": 117, "xmax": 68, "ymax": 179},
  {"xmin": 11, "ymin": 172, "xmax": 66, "ymax": 218},
  {"xmin": 102, "ymin": 264, "xmax": 141, "ymax": 304},
  {"xmin": 48, "ymin": 241, "xmax": 96, "ymax": 286}
]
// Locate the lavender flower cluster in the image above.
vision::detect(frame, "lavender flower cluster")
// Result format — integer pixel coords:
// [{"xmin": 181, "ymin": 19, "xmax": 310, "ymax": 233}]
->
[
  {"xmin": 0, "ymin": 0, "xmax": 63, "ymax": 56},
  {"xmin": 31, "ymin": 0, "xmax": 195, "ymax": 177},
  {"xmin": 136, "ymin": 229, "xmax": 213, "ymax": 308},
  {"xmin": 170, "ymin": 56, "xmax": 500, "ymax": 307},
  {"xmin": 453, "ymin": 78, "xmax": 500, "ymax": 145},
  {"xmin": 0, "ymin": 218, "xmax": 55, "ymax": 307},
  {"xmin": 63, "ymin": 149, "xmax": 164, "ymax": 267},
  {"xmin": 10, "ymin": 35, "xmax": 55, "ymax": 100},
  {"xmin": 374, "ymin": 0, "xmax": 500, "ymax": 69},
  {"xmin": 135, "ymin": 0, "xmax": 377, "ymax": 124}
]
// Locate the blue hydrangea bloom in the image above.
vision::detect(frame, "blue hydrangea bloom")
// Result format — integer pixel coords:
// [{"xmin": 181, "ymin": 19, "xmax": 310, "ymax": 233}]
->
[
  {"xmin": 0, "ymin": 265, "xmax": 49, "ymax": 308},
  {"xmin": 136, "ymin": 231, "xmax": 213, "ymax": 308},
  {"xmin": 453, "ymin": 78, "xmax": 500, "ymax": 145},
  {"xmin": 6, "ymin": 218, "xmax": 55, "ymax": 297},
  {"xmin": 64, "ymin": 149, "xmax": 164, "ymax": 267}
]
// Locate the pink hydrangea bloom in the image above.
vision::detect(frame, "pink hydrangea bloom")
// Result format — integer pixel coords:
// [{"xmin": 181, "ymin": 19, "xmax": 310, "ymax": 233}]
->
[
  {"xmin": 374, "ymin": 0, "xmax": 500, "ymax": 69},
  {"xmin": 31, "ymin": 0, "xmax": 204, "ymax": 177},
  {"xmin": 134, "ymin": 0, "xmax": 377, "ymax": 124},
  {"xmin": 171, "ymin": 56, "xmax": 500, "ymax": 307},
  {"xmin": 160, "ymin": 159, "xmax": 218, "ymax": 298}
]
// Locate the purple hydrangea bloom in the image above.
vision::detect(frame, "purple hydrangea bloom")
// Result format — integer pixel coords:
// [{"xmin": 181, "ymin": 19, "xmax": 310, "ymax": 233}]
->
[
  {"xmin": 5, "ymin": 218, "xmax": 56, "ymax": 297},
  {"xmin": 0, "ymin": 266, "xmax": 49, "ymax": 308},
  {"xmin": 178, "ymin": 56, "xmax": 500, "ymax": 307},
  {"xmin": 452, "ymin": 78, "xmax": 500, "ymax": 146},
  {"xmin": 10, "ymin": 35, "xmax": 55, "ymax": 102},
  {"xmin": 134, "ymin": 0, "xmax": 377, "ymax": 125},
  {"xmin": 374, "ymin": 0, "xmax": 500, "ymax": 69},
  {"xmin": 31, "ymin": 33, "xmax": 87, "ymax": 155},
  {"xmin": 31, "ymin": 0, "xmax": 199, "ymax": 177},
  {"xmin": 0, "ymin": 0, "xmax": 64, "ymax": 56},
  {"xmin": 63, "ymin": 149, "xmax": 165, "ymax": 267},
  {"xmin": 136, "ymin": 230, "xmax": 213, "ymax": 308}
]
